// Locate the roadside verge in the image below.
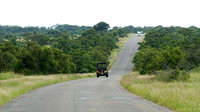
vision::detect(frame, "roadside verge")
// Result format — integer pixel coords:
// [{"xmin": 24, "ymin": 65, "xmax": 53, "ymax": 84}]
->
[
  {"xmin": 0, "ymin": 72, "xmax": 95, "ymax": 106},
  {"xmin": 120, "ymin": 71, "xmax": 200, "ymax": 112}
]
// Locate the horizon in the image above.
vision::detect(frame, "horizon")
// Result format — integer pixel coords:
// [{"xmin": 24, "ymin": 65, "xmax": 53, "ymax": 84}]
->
[{"xmin": 0, "ymin": 23, "xmax": 197, "ymax": 29}]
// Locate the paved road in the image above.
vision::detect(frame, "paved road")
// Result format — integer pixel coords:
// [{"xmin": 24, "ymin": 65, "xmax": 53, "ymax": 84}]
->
[{"xmin": 0, "ymin": 35, "xmax": 172, "ymax": 112}]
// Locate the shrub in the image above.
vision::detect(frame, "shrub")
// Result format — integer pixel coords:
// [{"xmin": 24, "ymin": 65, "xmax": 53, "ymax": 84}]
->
[
  {"xmin": 155, "ymin": 69, "xmax": 190, "ymax": 82},
  {"xmin": 79, "ymin": 68, "xmax": 89, "ymax": 73}
]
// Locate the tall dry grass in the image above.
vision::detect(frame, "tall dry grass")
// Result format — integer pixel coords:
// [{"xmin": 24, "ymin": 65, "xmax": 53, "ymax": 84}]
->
[
  {"xmin": 0, "ymin": 73, "xmax": 95, "ymax": 106},
  {"xmin": 120, "ymin": 70, "xmax": 200, "ymax": 112}
]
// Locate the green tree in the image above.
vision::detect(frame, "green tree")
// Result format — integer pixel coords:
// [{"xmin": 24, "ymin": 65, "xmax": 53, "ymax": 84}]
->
[
  {"xmin": 93, "ymin": 22, "xmax": 110, "ymax": 31},
  {"xmin": 15, "ymin": 42, "xmax": 41, "ymax": 74},
  {"xmin": 38, "ymin": 47, "xmax": 56, "ymax": 74},
  {"xmin": 0, "ymin": 41, "xmax": 16, "ymax": 55},
  {"xmin": 0, "ymin": 52, "xmax": 17, "ymax": 72},
  {"xmin": 133, "ymin": 47, "xmax": 164, "ymax": 74},
  {"xmin": 30, "ymin": 33, "xmax": 50, "ymax": 45},
  {"xmin": 162, "ymin": 47, "xmax": 184, "ymax": 69}
]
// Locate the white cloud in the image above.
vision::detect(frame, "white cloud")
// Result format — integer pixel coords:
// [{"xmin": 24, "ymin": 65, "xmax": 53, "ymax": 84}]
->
[{"xmin": 0, "ymin": 0, "xmax": 200, "ymax": 27}]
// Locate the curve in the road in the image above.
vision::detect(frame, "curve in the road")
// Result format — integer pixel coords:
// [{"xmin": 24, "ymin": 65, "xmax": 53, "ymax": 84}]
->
[{"xmin": 0, "ymin": 35, "xmax": 172, "ymax": 112}]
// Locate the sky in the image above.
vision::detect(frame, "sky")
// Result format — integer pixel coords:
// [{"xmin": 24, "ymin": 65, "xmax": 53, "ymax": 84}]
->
[{"xmin": 0, "ymin": 0, "xmax": 200, "ymax": 28}]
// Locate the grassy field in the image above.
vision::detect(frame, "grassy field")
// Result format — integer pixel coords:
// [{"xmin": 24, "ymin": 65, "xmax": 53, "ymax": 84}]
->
[
  {"xmin": 108, "ymin": 33, "xmax": 134, "ymax": 68},
  {"xmin": 120, "ymin": 68, "xmax": 200, "ymax": 112},
  {"xmin": 0, "ymin": 72, "xmax": 95, "ymax": 106}
]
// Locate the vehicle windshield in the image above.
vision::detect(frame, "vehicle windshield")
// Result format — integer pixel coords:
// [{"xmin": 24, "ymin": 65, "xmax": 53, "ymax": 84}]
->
[{"xmin": 97, "ymin": 64, "xmax": 107, "ymax": 70}]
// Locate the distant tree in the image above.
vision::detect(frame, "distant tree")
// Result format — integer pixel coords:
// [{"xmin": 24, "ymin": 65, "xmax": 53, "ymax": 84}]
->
[
  {"xmin": 47, "ymin": 29, "xmax": 63, "ymax": 37},
  {"xmin": 53, "ymin": 48, "xmax": 74, "ymax": 73},
  {"xmin": 0, "ymin": 41, "xmax": 16, "ymax": 55},
  {"xmin": 58, "ymin": 54, "xmax": 73, "ymax": 73},
  {"xmin": 11, "ymin": 38, "xmax": 17, "ymax": 45},
  {"xmin": 30, "ymin": 33, "xmax": 50, "ymax": 45},
  {"xmin": 38, "ymin": 47, "xmax": 56, "ymax": 74},
  {"xmin": 185, "ymin": 44, "xmax": 200, "ymax": 69},
  {"xmin": 93, "ymin": 22, "xmax": 110, "ymax": 31},
  {"xmin": 0, "ymin": 22, "xmax": 134, "ymax": 75},
  {"xmin": 54, "ymin": 24, "xmax": 91, "ymax": 34},
  {"xmin": 15, "ymin": 42, "xmax": 41, "ymax": 74},
  {"xmin": 5, "ymin": 33, "xmax": 16, "ymax": 39},
  {"xmin": 0, "ymin": 52, "xmax": 17, "ymax": 72}
]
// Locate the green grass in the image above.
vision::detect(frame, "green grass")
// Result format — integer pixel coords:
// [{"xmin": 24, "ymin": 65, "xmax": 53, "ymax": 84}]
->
[
  {"xmin": 141, "ymin": 33, "xmax": 145, "ymax": 42},
  {"xmin": 108, "ymin": 33, "xmax": 134, "ymax": 68},
  {"xmin": 120, "ymin": 69, "xmax": 200, "ymax": 112},
  {"xmin": 0, "ymin": 73, "xmax": 95, "ymax": 106},
  {"xmin": 0, "ymin": 72, "xmax": 22, "ymax": 80}
]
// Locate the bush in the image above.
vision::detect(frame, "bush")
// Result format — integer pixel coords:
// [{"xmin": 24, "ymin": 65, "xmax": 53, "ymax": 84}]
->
[
  {"xmin": 79, "ymin": 68, "xmax": 89, "ymax": 73},
  {"xmin": 0, "ymin": 52, "xmax": 17, "ymax": 72},
  {"xmin": 133, "ymin": 47, "xmax": 185, "ymax": 74},
  {"xmin": 155, "ymin": 69, "xmax": 190, "ymax": 82}
]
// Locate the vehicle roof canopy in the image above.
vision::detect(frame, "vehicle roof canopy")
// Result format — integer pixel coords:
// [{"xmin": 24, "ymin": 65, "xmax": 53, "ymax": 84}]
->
[
  {"xmin": 97, "ymin": 63, "xmax": 107, "ymax": 70},
  {"xmin": 97, "ymin": 63, "xmax": 107, "ymax": 65}
]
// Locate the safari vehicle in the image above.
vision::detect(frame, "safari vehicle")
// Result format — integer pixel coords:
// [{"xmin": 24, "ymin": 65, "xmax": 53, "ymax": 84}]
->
[
  {"xmin": 137, "ymin": 31, "xmax": 143, "ymax": 36},
  {"xmin": 96, "ymin": 63, "xmax": 108, "ymax": 78}
]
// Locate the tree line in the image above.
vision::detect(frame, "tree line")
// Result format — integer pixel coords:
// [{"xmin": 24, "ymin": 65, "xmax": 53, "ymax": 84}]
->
[
  {"xmin": 133, "ymin": 26, "xmax": 200, "ymax": 81},
  {"xmin": 0, "ymin": 22, "xmax": 134, "ymax": 75}
]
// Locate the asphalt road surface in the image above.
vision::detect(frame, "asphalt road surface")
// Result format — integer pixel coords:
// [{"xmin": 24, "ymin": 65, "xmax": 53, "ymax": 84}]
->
[{"xmin": 0, "ymin": 34, "xmax": 172, "ymax": 112}]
